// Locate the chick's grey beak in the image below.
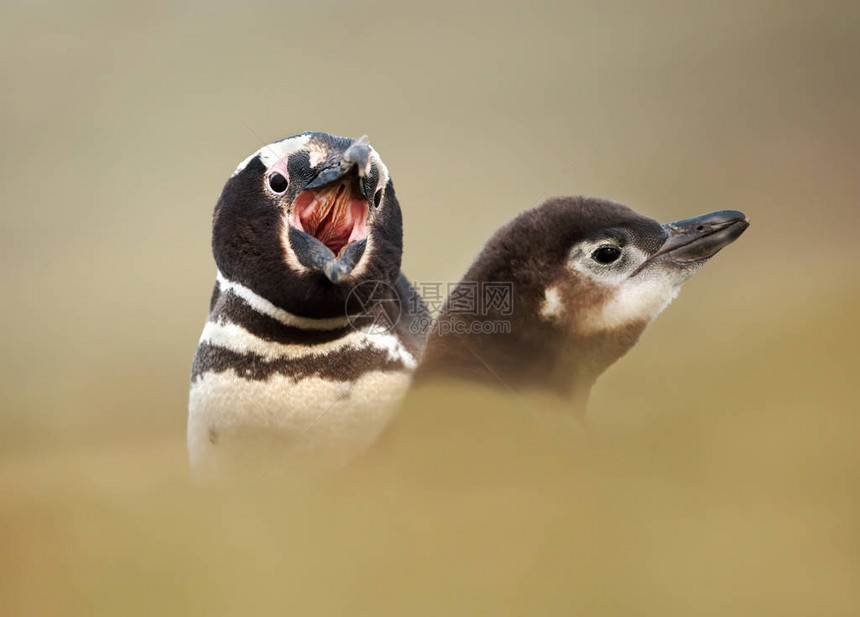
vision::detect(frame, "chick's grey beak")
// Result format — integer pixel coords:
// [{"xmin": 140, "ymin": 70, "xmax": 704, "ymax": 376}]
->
[{"xmin": 654, "ymin": 210, "xmax": 750, "ymax": 263}]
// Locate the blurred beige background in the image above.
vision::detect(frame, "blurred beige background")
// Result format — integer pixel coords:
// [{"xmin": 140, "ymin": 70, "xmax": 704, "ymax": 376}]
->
[{"xmin": 1, "ymin": 1, "xmax": 858, "ymax": 615}]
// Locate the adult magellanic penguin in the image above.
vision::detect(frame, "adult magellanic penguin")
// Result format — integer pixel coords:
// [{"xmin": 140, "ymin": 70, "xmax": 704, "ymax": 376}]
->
[
  {"xmin": 188, "ymin": 132, "xmax": 428, "ymax": 479},
  {"xmin": 416, "ymin": 196, "xmax": 749, "ymax": 410}
]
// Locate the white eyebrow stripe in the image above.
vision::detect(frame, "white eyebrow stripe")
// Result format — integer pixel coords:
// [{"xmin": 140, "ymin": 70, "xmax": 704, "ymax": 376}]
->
[
  {"xmin": 231, "ymin": 133, "xmax": 313, "ymax": 177},
  {"xmin": 231, "ymin": 152, "xmax": 259, "ymax": 177},
  {"xmin": 367, "ymin": 146, "xmax": 390, "ymax": 191},
  {"xmin": 231, "ymin": 133, "xmax": 390, "ymax": 190}
]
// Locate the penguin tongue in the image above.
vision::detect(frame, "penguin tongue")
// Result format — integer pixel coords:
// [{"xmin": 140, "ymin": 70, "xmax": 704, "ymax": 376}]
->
[{"xmin": 290, "ymin": 180, "xmax": 368, "ymax": 255}]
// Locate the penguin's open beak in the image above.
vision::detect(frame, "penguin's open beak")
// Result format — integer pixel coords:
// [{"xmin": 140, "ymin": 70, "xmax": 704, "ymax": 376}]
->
[
  {"xmin": 287, "ymin": 140, "xmax": 376, "ymax": 284},
  {"xmin": 649, "ymin": 210, "xmax": 749, "ymax": 265}
]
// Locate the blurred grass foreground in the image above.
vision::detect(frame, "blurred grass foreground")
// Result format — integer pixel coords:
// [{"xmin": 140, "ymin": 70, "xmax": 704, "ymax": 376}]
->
[{"xmin": 3, "ymin": 282, "xmax": 858, "ymax": 616}]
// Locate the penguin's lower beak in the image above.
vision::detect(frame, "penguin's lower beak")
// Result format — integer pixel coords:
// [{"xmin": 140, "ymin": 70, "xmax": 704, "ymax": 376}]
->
[
  {"xmin": 287, "ymin": 226, "xmax": 366, "ymax": 284},
  {"xmin": 651, "ymin": 210, "xmax": 749, "ymax": 264}
]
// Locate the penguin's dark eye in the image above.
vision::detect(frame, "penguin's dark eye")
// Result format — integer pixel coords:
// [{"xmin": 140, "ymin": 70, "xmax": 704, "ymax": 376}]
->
[
  {"xmin": 592, "ymin": 246, "xmax": 622, "ymax": 264},
  {"xmin": 373, "ymin": 190, "xmax": 383, "ymax": 208},
  {"xmin": 268, "ymin": 172, "xmax": 288, "ymax": 193}
]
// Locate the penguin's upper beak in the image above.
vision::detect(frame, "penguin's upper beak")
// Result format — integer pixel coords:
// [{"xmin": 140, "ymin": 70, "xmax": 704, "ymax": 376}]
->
[
  {"xmin": 287, "ymin": 139, "xmax": 376, "ymax": 284},
  {"xmin": 305, "ymin": 138, "xmax": 373, "ymax": 191},
  {"xmin": 649, "ymin": 210, "xmax": 749, "ymax": 265}
]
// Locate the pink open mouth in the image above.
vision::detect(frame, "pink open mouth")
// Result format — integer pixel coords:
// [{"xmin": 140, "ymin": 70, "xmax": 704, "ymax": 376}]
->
[{"xmin": 288, "ymin": 178, "xmax": 369, "ymax": 257}]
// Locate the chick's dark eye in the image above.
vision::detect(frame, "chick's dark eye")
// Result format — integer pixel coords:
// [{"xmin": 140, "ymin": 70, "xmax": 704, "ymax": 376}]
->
[
  {"xmin": 592, "ymin": 246, "xmax": 622, "ymax": 264},
  {"xmin": 268, "ymin": 172, "xmax": 288, "ymax": 193}
]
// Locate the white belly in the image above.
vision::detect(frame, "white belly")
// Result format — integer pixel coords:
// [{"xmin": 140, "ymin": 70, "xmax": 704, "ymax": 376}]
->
[{"xmin": 187, "ymin": 369, "xmax": 412, "ymax": 480}]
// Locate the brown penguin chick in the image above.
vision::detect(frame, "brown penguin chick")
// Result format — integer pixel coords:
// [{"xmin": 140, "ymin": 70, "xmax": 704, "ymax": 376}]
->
[
  {"xmin": 416, "ymin": 196, "xmax": 749, "ymax": 412},
  {"xmin": 358, "ymin": 196, "xmax": 747, "ymax": 491}
]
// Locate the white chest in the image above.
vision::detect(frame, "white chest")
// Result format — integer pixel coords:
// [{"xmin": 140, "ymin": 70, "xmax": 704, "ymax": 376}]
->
[{"xmin": 187, "ymin": 324, "xmax": 415, "ymax": 478}]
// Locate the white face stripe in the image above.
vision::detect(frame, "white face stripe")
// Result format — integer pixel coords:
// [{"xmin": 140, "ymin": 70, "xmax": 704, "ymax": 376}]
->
[
  {"xmin": 579, "ymin": 274, "xmax": 683, "ymax": 334},
  {"xmin": 564, "ymin": 239, "xmax": 692, "ymax": 334},
  {"xmin": 366, "ymin": 145, "xmax": 390, "ymax": 193},
  {"xmin": 279, "ymin": 223, "xmax": 311, "ymax": 275},
  {"xmin": 231, "ymin": 133, "xmax": 313, "ymax": 177},
  {"xmin": 199, "ymin": 318, "xmax": 416, "ymax": 369},
  {"xmin": 257, "ymin": 133, "xmax": 313, "ymax": 170},
  {"xmin": 231, "ymin": 133, "xmax": 390, "ymax": 189},
  {"xmin": 215, "ymin": 271, "xmax": 357, "ymax": 330},
  {"xmin": 231, "ymin": 152, "xmax": 259, "ymax": 178},
  {"xmin": 540, "ymin": 285, "xmax": 564, "ymax": 320}
]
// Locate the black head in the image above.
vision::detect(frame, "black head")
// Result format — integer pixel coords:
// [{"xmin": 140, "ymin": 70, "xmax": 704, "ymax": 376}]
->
[
  {"xmin": 420, "ymin": 196, "xmax": 749, "ymax": 396},
  {"xmin": 212, "ymin": 132, "xmax": 402, "ymax": 318}
]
